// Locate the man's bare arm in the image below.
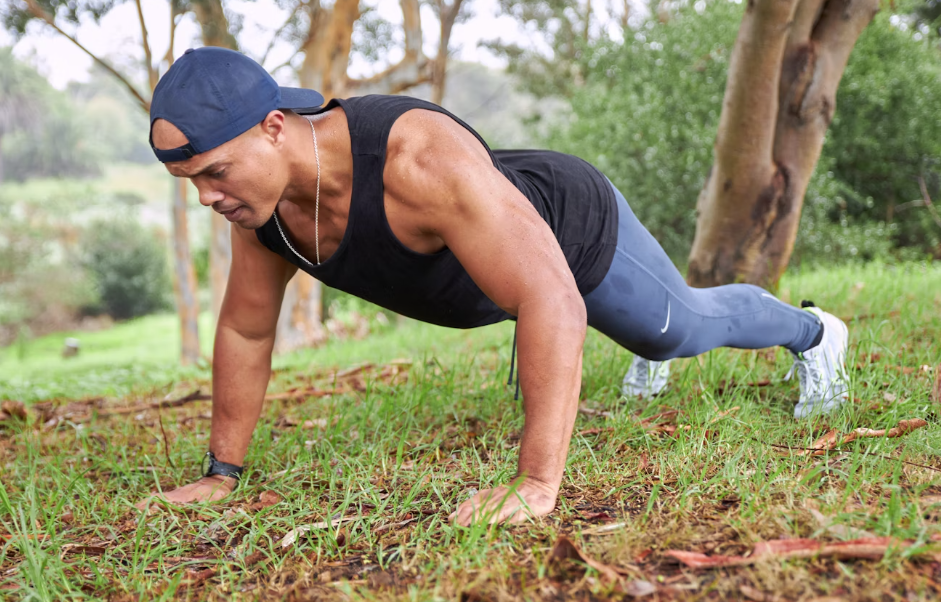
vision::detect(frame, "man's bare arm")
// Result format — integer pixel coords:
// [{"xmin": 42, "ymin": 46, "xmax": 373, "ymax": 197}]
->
[
  {"xmin": 137, "ymin": 224, "xmax": 295, "ymax": 506},
  {"xmin": 384, "ymin": 110, "xmax": 587, "ymax": 525}
]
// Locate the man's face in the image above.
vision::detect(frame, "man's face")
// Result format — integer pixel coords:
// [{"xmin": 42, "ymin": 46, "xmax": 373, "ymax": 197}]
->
[{"xmin": 152, "ymin": 113, "xmax": 288, "ymax": 229}]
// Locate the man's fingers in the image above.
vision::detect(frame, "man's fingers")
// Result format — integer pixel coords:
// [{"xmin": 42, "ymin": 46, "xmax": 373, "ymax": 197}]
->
[{"xmin": 450, "ymin": 487, "xmax": 525, "ymax": 526}]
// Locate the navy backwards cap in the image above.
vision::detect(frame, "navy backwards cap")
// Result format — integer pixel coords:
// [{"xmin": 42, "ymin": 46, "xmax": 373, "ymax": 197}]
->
[{"xmin": 150, "ymin": 47, "xmax": 324, "ymax": 163}]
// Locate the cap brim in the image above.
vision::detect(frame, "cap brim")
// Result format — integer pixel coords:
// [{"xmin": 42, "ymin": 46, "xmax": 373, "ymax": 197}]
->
[{"xmin": 279, "ymin": 87, "xmax": 325, "ymax": 114}]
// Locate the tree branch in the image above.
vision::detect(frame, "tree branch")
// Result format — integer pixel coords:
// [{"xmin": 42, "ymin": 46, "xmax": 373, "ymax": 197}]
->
[
  {"xmin": 260, "ymin": 1, "xmax": 303, "ymax": 67},
  {"xmin": 165, "ymin": 6, "xmax": 180, "ymax": 67},
  {"xmin": 23, "ymin": 0, "xmax": 150, "ymax": 112},
  {"xmin": 134, "ymin": 0, "xmax": 158, "ymax": 92},
  {"xmin": 918, "ymin": 177, "xmax": 941, "ymax": 231}
]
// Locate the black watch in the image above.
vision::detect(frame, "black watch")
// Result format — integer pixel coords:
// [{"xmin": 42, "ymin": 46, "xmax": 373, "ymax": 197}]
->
[{"xmin": 202, "ymin": 451, "xmax": 244, "ymax": 487}]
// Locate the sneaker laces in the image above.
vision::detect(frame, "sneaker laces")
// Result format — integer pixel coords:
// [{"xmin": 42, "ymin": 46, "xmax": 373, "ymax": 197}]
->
[{"xmin": 785, "ymin": 354, "xmax": 823, "ymax": 398}]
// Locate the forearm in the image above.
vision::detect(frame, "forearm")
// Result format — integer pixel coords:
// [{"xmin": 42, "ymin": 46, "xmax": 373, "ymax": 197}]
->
[
  {"xmin": 515, "ymin": 294, "xmax": 586, "ymax": 490},
  {"xmin": 208, "ymin": 322, "xmax": 276, "ymax": 466}
]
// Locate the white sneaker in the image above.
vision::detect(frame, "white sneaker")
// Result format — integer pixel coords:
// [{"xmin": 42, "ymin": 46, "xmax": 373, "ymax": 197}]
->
[
  {"xmin": 785, "ymin": 304, "xmax": 850, "ymax": 419},
  {"xmin": 622, "ymin": 356, "xmax": 671, "ymax": 399}
]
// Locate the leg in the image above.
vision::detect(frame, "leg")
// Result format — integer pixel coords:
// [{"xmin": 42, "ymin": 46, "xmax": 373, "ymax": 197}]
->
[{"xmin": 584, "ymin": 184, "xmax": 822, "ymax": 361}]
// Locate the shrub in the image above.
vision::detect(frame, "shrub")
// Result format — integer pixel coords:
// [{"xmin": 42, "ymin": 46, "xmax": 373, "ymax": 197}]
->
[{"xmin": 81, "ymin": 220, "xmax": 171, "ymax": 320}]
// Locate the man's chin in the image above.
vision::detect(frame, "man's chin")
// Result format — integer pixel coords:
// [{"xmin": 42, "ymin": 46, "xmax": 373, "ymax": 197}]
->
[{"xmin": 231, "ymin": 209, "xmax": 269, "ymax": 230}]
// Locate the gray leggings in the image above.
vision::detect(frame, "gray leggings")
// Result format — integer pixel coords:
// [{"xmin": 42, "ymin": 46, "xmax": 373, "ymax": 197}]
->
[{"xmin": 583, "ymin": 184, "xmax": 822, "ymax": 361}]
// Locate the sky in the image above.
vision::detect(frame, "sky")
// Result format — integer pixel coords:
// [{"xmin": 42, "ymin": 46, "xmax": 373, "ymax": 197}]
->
[{"xmin": 0, "ymin": 0, "xmax": 603, "ymax": 90}]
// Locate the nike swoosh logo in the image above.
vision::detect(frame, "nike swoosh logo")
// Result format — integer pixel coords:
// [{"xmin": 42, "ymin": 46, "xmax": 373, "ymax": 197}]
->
[{"xmin": 661, "ymin": 301, "xmax": 671, "ymax": 334}]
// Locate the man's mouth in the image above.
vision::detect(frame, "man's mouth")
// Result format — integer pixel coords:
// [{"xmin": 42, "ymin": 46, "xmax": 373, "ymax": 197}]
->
[{"xmin": 217, "ymin": 206, "xmax": 244, "ymax": 222}]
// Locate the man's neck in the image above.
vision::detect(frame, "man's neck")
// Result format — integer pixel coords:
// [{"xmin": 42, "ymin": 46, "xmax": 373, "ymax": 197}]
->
[{"xmin": 281, "ymin": 109, "xmax": 352, "ymax": 216}]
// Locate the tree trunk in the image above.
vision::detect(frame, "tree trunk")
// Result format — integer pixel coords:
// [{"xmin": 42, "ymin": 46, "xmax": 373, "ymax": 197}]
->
[
  {"xmin": 345, "ymin": 0, "xmax": 435, "ymax": 96},
  {"xmin": 209, "ymin": 212, "xmax": 230, "ymax": 318},
  {"xmin": 431, "ymin": 0, "xmax": 465, "ymax": 106},
  {"xmin": 686, "ymin": 0, "xmax": 879, "ymax": 289},
  {"xmin": 274, "ymin": 273, "xmax": 327, "ymax": 353},
  {"xmin": 189, "ymin": 0, "xmax": 239, "ymax": 49},
  {"xmin": 271, "ymin": 0, "xmax": 362, "ymax": 354},
  {"xmin": 297, "ymin": 0, "xmax": 359, "ymax": 99},
  {"xmin": 189, "ymin": 0, "xmax": 238, "ymax": 324},
  {"xmin": 170, "ymin": 178, "xmax": 201, "ymax": 365},
  {"xmin": 0, "ymin": 136, "xmax": 4, "ymax": 184}
]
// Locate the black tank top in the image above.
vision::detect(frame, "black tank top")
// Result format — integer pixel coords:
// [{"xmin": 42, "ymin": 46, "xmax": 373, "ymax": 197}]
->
[{"xmin": 255, "ymin": 95, "xmax": 617, "ymax": 329}]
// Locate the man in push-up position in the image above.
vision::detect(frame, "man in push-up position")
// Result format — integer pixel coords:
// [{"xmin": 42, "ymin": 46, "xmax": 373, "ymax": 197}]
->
[{"xmin": 143, "ymin": 48, "xmax": 849, "ymax": 525}]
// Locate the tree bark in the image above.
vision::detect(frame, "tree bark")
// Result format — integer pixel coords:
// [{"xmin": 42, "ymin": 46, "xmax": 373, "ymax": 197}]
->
[
  {"xmin": 209, "ymin": 212, "xmax": 231, "ymax": 318},
  {"xmin": 274, "ymin": 272, "xmax": 327, "ymax": 354},
  {"xmin": 686, "ymin": 0, "xmax": 879, "ymax": 289},
  {"xmin": 345, "ymin": 0, "xmax": 435, "ymax": 96},
  {"xmin": 189, "ymin": 0, "xmax": 237, "ymax": 323},
  {"xmin": 170, "ymin": 178, "xmax": 201, "ymax": 365},
  {"xmin": 189, "ymin": 0, "xmax": 239, "ymax": 49},
  {"xmin": 431, "ymin": 0, "xmax": 465, "ymax": 105},
  {"xmin": 271, "ymin": 0, "xmax": 362, "ymax": 354}
]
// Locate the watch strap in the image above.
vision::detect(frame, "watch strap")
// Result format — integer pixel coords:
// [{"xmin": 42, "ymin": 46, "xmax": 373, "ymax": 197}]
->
[{"xmin": 203, "ymin": 451, "xmax": 243, "ymax": 487}]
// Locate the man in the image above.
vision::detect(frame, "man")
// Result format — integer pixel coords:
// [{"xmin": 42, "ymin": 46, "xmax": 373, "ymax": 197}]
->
[{"xmin": 143, "ymin": 47, "xmax": 849, "ymax": 526}]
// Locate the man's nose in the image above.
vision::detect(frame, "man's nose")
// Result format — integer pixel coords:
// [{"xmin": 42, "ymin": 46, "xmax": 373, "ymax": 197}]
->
[{"xmin": 196, "ymin": 184, "xmax": 224, "ymax": 207}]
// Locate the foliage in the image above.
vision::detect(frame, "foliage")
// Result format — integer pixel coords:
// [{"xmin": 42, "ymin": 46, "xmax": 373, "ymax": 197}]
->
[
  {"xmin": 538, "ymin": 0, "xmax": 941, "ymax": 262},
  {"xmin": 0, "ymin": 53, "xmax": 118, "ymax": 182},
  {"xmin": 66, "ymin": 68, "xmax": 156, "ymax": 165},
  {"xmin": 0, "ymin": 183, "xmax": 96, "ymax": 343},
  {"xmin": 543, "ymin": 0, "xmax": 739, "ymax": 260},
  {"xmin": 823, "ymin": 11, "xmax": 941, "ymax": 257},
  {"xmin": 80, "ymin": 219, "xmax": 171, "ymax": 320},
  {"xmin": 483, "ymin": 0, "xmax": 597, "ymax": 99},
  {"xmin": 0, "ymin": 48, "xmax": 45, "ymax": 144}
]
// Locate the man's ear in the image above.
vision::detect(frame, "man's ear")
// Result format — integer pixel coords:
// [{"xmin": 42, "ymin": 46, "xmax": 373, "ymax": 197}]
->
[{"xmin": 259, "ymin": 110, "xmax": 287, "ymax": 146}]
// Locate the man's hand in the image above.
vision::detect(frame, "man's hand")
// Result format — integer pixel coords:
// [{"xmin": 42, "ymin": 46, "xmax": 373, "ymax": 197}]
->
[
  {"xmin": 134, "ymin": 475, "xmax": 236, "ymax": 510},
  {"xmin": 449, "ymin": 477, "xmax": 557, "ymax": 526}
]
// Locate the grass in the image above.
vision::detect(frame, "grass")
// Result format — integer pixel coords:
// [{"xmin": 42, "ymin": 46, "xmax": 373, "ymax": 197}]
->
[{"xmin": 1, "ymin": 261, "xmax": 940, "ymax": 600}]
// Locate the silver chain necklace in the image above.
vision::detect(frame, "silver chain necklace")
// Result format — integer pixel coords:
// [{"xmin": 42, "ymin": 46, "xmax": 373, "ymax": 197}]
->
[{"xmin": 273, "ymin": 115, "xmax": 321, "ymax": 266}]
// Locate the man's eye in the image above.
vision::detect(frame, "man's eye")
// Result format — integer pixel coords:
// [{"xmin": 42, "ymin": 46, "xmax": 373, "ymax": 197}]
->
[{"xmin": 211, "ymin": 170, "xmax": 226, "ymax": 179}]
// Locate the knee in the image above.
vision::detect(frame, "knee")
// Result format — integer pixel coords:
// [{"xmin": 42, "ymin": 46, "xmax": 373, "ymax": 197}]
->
[{"xmin": 630, "ymin": 334, "xmax": 688, "ymax": 361}]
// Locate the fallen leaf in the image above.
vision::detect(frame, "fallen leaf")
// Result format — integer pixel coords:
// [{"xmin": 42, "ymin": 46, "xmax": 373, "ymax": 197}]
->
[
  {"xmin": 883, "ymin": 392, "xmax": 898, "ymax": 403},
  {"xmin": 797, "ymin": 419, "xmax": 928, "ymax": 456},
  {"xmin": 373, "ymin": 517, "xmax": 418, "ymax": 535},
  {"xmin": 667, "ymin": 536, "xmax": 935, "ymax": 568},
  {"xmin": 583, "ymin": 521, "xmax": 629, "ymax": 535},
  {"xmin": 709, "ymin": 406, "xmax": 740, "ymax": 424},
  {"xmin": 623, "ymin": 580, "xmax": 656, "ymax": 597},
  {"xmin": 854, "ymin": 418, "xmax": 929, "ymax": 439},
  {"xmin": 250, "ymin": 491, "xmax": 282, "ymax": 511},
  {"xmin": 303, "ymin": 418, "xmax": 329, "ymax": 429},
  {"xmin": 280, "ymin": 526, "xmax": 311, "ymax": 548},
  {"xmin": 549, "ymin": 535, "xmax": 623, "ymax": 583},
  {"xmin": 576, "ymin": 427, "xmax": 613, "ymax": 437},
  {"xmin": 60, "ymin": 544, "xmax": 107, "ymax": 558},
  {"xmin": 637, "ymin": 452, "xmax": 650, "ymax": 472},
  {"xmin": 578, "ymin": 510, "xmax": 614, "ymax": 522},
  {"xmin": 807, "ymin": 507, "xmax": 877, "ymax": 540},
  {"xmin": 0, "ymin": 401, "xmax": 26, "ymax": 421},
  {"xmin": 639, "ymin": 409, "xmax": 679, "ymax": 426},
  {"xmin": 740, "ymin": 584, "xmax": 791, "ymax": 602},
  {"xmin": 578, "ymin": 405, "xmax": 612, "ymax": 418},
  {"xmin": 0, "ymin": 533, "xmax": 47, "ymax": 541},
  {"xmin": 280, "ymin": 516, "xmax": 360, "ymax": 548}
]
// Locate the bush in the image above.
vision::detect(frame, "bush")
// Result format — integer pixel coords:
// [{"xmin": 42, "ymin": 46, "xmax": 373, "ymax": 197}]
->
[
  {"xmin": 81, "ymin": 220, "xmax": 171, "ymax": 320},
  {"xmin": 0, "ymin": 185, "xmax": 97, "ymax": 344}
]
